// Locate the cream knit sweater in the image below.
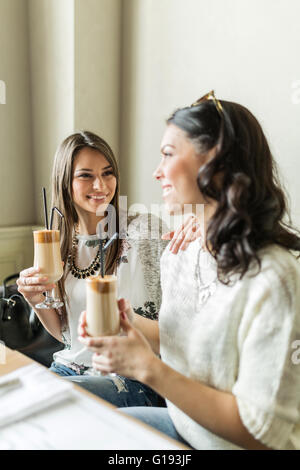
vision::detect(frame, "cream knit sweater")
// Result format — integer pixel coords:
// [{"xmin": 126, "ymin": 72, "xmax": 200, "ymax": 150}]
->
[{"xmin": 159, "ymin": 240, "xmax": 300, "ymax": 450}]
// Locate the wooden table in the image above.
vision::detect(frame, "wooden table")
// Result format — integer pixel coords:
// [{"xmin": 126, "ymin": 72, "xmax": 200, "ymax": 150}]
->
[{"xmin": 0, "ymin": 347, "xmax": 189, "ymax": 450}]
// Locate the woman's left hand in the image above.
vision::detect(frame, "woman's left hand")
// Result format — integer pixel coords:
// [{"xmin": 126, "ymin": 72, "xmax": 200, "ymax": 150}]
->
[
  {"xmin": 162, "ymin": 214, "xmax": 202, "ymax": 254},
  {"xmin": 78, "ymin": 311, "xmax": 155, "ymax": 382}
]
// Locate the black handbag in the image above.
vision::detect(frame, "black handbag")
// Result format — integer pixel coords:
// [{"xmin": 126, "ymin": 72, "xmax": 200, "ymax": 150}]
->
[{"xmin": 0, "ymin": 273, "xmax": 37, "ymax": 349}]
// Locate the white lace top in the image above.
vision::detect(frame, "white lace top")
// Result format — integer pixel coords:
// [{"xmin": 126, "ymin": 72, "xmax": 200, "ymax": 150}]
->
[
  {"xmin": 159, "ymin": 239, "xmax": 300, "ymax": 450},
  {"xmin": 53, "ymin": 213, "xmax": 168, "ymax": 374}
]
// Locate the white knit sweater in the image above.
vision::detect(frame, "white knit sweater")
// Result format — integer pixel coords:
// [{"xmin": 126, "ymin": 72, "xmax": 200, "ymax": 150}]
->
[{"xmin": 159, "ymin": 239, "xmax": 300, "ymax": 450}]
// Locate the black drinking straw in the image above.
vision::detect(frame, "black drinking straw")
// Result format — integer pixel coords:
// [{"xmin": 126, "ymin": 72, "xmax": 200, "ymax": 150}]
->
[
  {"xmin": 50, "ymin": 207, "xmax": 64, "ymax": 231},
  {"xmin": 42, "ymin": 187, "xmax": 49, "ymax": 230},
  {"xmin": 97, "ymin": 224, "xmax": 105, "ymax": 278}
]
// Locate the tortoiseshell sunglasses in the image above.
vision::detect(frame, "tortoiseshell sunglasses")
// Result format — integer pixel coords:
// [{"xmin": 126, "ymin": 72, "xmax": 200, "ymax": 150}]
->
[{"xmin": 190, "ymin": 90, "xmax": 223, "ymax": 116}]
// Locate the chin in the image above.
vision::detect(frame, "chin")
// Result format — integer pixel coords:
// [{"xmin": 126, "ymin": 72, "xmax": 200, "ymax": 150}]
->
[
  {"xmin": 95, "ymin": 203, "xmax": 110, "ymax": 217},
  {"xmin": 164, "ymin": 201, "xmax": 184, "ymax": 215}
]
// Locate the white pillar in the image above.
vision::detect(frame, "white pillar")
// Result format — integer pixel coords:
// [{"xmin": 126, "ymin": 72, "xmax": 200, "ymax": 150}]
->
[
  {"xmin": 28, "ymin": 0, "xmax": 75, "ymax": 224},
  {"xmin": 0, "ymin": 0, "xmax": 34, "ymax": 226},
  {"xmin": 74, "ymin": 0, "xmax": 122, "ymax": 158}
]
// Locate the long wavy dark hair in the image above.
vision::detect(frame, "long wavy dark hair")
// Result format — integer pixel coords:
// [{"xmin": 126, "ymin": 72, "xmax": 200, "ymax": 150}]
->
[{"xmin": 167, "ymin": 99, "xmax": 300, "ymax": 284}]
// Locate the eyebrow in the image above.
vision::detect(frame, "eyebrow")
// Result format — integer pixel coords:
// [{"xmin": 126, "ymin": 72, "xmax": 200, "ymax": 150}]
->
[
  {"xmin": 161, "ymin": 144, "xmax": 176, "ymax": 152},
  {"xmin": 75, "ymin": 166, "xmax": 112, "ymax": 172}
]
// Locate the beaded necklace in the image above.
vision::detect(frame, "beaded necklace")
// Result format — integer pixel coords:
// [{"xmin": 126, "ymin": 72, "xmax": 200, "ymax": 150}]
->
[{"xmin": 67, "ymin": 225, "xmax": 103, "ymax": 279}]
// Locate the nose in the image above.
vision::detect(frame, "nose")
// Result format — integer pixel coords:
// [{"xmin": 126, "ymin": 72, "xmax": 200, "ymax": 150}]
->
[
  {"xmin": 153, "ymin": 160, "xmax": 163, "ymax": 181},
  {"xmin": 93, "ymin": 176, "xmax": 105, "ymax": 191}
]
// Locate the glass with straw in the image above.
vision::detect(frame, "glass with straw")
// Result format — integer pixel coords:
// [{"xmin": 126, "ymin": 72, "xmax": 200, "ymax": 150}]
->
[
  {"xmin": 34, "ymin": 188, "xmax": 65, "ymax": 309},
  {"xmin": 85, "ymin": 224, "xmax": 119, "ymax": 375}
]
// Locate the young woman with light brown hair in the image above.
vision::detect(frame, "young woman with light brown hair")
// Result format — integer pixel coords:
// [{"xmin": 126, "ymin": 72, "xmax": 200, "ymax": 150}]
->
[{"xmin": 17, "ymin": 130, "xmax": 168, "ymax": 407}]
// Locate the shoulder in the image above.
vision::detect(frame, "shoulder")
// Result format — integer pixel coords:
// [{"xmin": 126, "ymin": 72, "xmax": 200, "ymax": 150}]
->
[
  {"xmin": 126, "ymin": 212, "xmax": 168, "ymax": 241},
  {"xmin": 118, "ymin": 212, "xmax": 169, "ymax": 269},
  {"xmin": 256, "ymin": 244, "xmax": 300, "ymax": 289},
  {"xmin": 239, "ymin": 244, "xmax": 300, "ymax": 308},
  {"xmin": 121, "ymin": 212, "xmax": 169, "ymax": 252}
]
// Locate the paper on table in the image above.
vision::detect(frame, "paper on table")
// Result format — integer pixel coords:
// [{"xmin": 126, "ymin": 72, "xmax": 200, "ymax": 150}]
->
[{"xmin": 0, "ymin": 364, "xmax": 73, "ymax": 428}]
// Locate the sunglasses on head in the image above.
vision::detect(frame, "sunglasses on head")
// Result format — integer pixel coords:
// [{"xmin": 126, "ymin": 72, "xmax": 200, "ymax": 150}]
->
[{"xmin": 190, "ymin": 90, "xmax": 223, "ymax": 116}]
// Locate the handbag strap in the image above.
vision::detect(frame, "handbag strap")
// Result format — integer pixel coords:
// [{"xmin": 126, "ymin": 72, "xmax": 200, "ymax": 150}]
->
[{"xmin": 2, "ymin": 273, "xmax": 20, "ymax": 298}]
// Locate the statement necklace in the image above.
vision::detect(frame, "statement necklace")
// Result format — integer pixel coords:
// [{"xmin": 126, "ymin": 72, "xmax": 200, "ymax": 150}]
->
[{"xmin": 67, "ymin": 225, "xmax": 102, "ymax": 279}]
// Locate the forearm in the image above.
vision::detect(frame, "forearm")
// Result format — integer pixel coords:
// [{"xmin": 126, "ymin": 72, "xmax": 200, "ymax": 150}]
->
[
  {"xmin": 132, "ymin": 314, "xmax": 160, "ymax": 354},
  {"xmin": 32, "ymin": 305, "xmax": 63, "ymax": 343},
  {"xmin": 17, "ymin": 268, "xmax": 63, "ymax": 342},
  {"xmin": 143, "ymin": 357, "xmax": 270, "ymax": 450}
]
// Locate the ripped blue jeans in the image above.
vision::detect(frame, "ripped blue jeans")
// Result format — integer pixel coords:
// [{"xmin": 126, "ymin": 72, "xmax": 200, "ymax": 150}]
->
[{"xmin": 49, "ymin": 362, "xmax": 165, "ymax": 408}]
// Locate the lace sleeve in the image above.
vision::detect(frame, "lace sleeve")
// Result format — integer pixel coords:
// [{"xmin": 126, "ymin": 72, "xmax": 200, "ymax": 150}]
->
[{"xmin": 120, "ymin": 213, "xmax": 169, "ymax": 319}]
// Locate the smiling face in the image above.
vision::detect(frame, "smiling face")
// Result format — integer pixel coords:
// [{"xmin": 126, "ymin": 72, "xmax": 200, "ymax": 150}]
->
[
  {"xmin": 154, "ymin": 124, "xmax": 213, "ymax": 214},
  {"xmin": 72, "ymin": 147, "xmax": 117, "ymax": 219}
]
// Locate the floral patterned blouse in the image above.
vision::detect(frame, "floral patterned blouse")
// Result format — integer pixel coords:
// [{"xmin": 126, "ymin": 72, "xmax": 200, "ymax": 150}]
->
[{"xmin": 53, "ymin": 213, "xmax": 168, "ymax": 375}]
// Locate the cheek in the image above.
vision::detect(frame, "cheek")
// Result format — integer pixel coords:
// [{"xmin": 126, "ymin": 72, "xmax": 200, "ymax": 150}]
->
[
  {"xmin": 108, "ymin": 177, "xmax": 117, "ymax": 195},
  {"xmin": 168, "ymin": 161, "xmax": 194, "ymax": 190},
  {"xmin": 72, "ymin": 180, "xmax": 87, "ymax": 201},
  {"xmin": 164, "ymin": 160, "xmax": 181, "ymax": 183},
  {"xmin": 173, "ymin": 166, "xmax": 201, "ymax": 202}
]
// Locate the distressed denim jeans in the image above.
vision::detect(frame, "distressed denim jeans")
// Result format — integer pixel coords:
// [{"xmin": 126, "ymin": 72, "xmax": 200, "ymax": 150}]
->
[{"xmin": 49, "ymin": 361, "xmax": 165, "ymax": 408}]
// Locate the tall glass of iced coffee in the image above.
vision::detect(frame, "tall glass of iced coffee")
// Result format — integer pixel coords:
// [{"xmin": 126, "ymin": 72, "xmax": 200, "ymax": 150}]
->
[
  {"xmin": 33, "ymin": 229, "xmax": 64, "ymax": 309},
  {"xmin": 86, "ymin": 275, "xmax": 120, "ymax": 337}
]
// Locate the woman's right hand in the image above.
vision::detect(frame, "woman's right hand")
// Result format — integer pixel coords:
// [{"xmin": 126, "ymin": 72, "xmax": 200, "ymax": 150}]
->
[
  {"xmin": 77, "ymin": 298, "xmax": 135, "ymax": 338},
  {"xmin": 17, "ymin": 267, "xmax": 56, "ymax": 308}
]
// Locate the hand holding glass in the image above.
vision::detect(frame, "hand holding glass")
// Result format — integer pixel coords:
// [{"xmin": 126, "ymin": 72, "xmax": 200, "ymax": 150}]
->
[
  {"xmin": 33, "ymin": 230, "xmax": 64, "ymax": 309},
  {"xmin": 86, "ymin": 275, "xmax": 120, "ymax": 375}
]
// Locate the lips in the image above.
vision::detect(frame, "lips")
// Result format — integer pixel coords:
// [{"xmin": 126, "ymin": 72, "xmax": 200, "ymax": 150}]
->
[
  {"xmin": 162, "ymin": 185, "xmax": 172, "ymax": 197},
  {"xmin": 87, "ymin": 194, "xmax": 107, "ymax": 200}
]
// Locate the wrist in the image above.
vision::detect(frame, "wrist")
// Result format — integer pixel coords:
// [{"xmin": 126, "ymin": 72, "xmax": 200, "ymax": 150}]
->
[
  {"xmin": 131, "ymin": 312, "xmax": 139, "ymax": 329},
  {"xmin": 137, "ymin": 354, "xmax": 163, "ymax": 388},
  {"xmin": 28, "ymin": 294, "xmax": 45, "ymax": 309}
]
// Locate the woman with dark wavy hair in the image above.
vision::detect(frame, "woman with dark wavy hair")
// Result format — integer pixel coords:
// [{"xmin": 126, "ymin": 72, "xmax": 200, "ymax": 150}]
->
[{"xmin": 80, "ymin": 92, "xmax": 300, "ymax": 449}]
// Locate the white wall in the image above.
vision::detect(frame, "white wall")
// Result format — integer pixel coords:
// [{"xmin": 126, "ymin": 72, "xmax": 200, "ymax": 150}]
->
[
  {"xmin": 1, "ymin": 0, "xmax": 300, "ymax": 279},
  {"xmin": 0, "ymin": 0, "xmax": 122, "ymax": 278},
  {"xmin": 28, "ymin": 0, "xmax": 122, "ymax": 224},
  {"xmin": 120, "ymin": 0, "xmax": 300, "ymax": 226}
]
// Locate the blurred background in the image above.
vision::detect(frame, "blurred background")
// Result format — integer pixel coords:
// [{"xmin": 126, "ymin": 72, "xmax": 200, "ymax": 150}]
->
[{"xmin": 0, "ymin": 0, "xmax": 299, "ymax": 280}]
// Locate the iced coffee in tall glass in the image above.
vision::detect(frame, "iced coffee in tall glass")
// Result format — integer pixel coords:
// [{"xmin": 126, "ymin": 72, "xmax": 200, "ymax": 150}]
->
[
  {"xmin": 33, "ymin": 229, "xmax": 64, "ymax": 309},
  {"xmin": 86, "ymin": 275, "xmax": 120, "ymax": 337}
]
